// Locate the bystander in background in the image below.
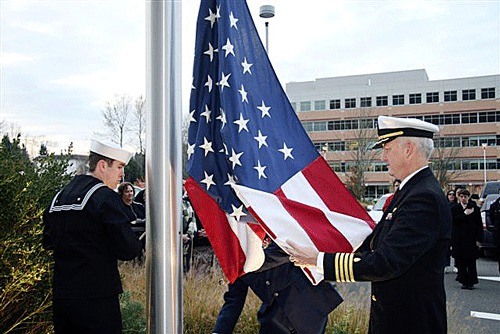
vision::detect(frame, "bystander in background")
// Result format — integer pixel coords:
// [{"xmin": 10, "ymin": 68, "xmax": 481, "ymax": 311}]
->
[
  {"xmin": 382, "ymin": 178, "xmax": 401, "ymax": 212},
  {"xmin": 118, "ymin": 181, "xmax": 146, "ymax": 259},
  {"xmin": 445, "ymin": 189, "xmax": 458, "ymax": 274},
  {"xmin": 451, "ymin": 189, "xmax": 483, "ymax": 290}
]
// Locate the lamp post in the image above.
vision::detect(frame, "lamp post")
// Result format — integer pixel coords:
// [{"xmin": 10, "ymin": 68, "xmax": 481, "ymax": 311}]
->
[
  {"xmin": 259, "ymin": 5, "xmax": 275, "ymax": 53},
  {"xmin": 481, "ymin": 143, "xmax": 487, "ymax": 183},
  {"xmin": 322, "ymin": 144, "xmax": 328, "ymax": 159}
]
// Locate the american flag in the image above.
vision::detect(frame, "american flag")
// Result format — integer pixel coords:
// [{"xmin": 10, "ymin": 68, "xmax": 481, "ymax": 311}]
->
[{"xmin": 185, "ymin": 0, "xmax": 375, "ymax": 284}]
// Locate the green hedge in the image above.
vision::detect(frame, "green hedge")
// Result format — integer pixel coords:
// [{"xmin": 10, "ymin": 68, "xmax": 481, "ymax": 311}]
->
[{"xmin": 0, "ymin": 135, "xmax": 72, "ymax": 333}]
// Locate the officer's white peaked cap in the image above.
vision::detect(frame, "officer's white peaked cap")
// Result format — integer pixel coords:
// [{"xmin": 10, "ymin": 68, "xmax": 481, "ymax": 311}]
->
[
  {"xmin": 372, "ymin": 116, "xmax": 439, "ymax": 149},
  {"xmin": 90, "ymin": 140, "xmax": 133, "ymax": 164}
]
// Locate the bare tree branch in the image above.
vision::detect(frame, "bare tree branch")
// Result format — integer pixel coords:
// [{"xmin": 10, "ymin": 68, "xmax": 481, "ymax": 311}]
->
[
  {"xmin": 345, "ymin": 110, "xmax": 378, "ymax": 200},
  {"xmin": 100, "ymin": 94, "xmax": 133, "ymax": 147},
  {"xmin": 431, "ymin": 130, "xmax": 465, "ymax": 190},
  {"xmin": 133, "ymin": 95, "xmax": 146, "ymax": 154}
]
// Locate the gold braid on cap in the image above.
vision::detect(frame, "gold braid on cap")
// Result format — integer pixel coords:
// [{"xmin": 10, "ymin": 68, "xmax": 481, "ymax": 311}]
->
[{"xmin": 378, "ymin": 130, "xmax": 404, "ymax": 140}]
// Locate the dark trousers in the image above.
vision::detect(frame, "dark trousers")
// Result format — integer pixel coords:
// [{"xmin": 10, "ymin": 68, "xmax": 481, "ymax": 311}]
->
[
  {"xmin": 455, "ymin": 258, "xmax": 479, "ymax": 287},
  {"xmin": 445, "ymin": 247, "xmax": 452, "ymax": 266},
  {"xmin": 53, "ymin": 296, "xmax": 122, "ymax": 334}
]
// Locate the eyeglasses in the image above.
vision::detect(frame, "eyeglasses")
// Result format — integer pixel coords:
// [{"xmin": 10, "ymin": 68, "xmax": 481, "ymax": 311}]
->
[{"xmin": 448, "ymin": 193, "xmax": 455, "ymax": 196}]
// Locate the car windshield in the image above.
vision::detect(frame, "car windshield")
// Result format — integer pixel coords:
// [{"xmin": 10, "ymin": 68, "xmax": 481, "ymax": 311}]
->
[
  {"xmin": 481, "ymin": 194, "xmax": 500, "ymax": 211},
  {"xmin": 481, "ymin": 182, "xmax": 500, "ymax": 198}
]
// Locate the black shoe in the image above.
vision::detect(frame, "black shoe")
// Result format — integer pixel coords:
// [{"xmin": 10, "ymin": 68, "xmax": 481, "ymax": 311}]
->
[
  {"xmin": 461, "ymin": 285, "xmax": 468, "ymax": 289},
  {"xmin": 467, "ymin": 286, "xmax": 475, "ymax": 290}
]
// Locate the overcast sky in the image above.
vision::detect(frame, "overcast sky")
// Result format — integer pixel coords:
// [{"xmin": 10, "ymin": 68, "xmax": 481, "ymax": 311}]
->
[{"xmin": 1, "ymin": 0, "xmax": 499, "ymax": 156}]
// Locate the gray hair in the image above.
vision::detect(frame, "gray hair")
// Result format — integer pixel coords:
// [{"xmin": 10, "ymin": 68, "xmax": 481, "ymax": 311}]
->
[{"xmin": 407, "ymin": 137, "xmax": 434, "ymax": 160}]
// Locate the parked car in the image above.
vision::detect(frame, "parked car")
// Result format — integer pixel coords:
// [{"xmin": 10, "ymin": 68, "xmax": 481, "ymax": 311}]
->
[
  {"xmin": 479, "ymin": 181, "xmax": 500, "ymax": 205},
  {"xmin": 479, "ymin": 193, "xmax": 499, "ymax": 257},
  {"xmin": 367, "ymin": 193, "xmax": 392, "ymax": 223}
]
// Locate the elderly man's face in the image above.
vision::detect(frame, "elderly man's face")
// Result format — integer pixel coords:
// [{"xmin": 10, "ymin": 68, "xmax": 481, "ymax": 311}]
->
[{"xmin": 382, "ymin": 138, "xmax": 407, "ymax": 180}]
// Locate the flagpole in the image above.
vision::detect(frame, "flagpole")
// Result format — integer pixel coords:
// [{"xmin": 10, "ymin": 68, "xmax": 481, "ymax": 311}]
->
[{"xmin": 146, "ymin": 0, "xmax": 183, "ymax": 333}]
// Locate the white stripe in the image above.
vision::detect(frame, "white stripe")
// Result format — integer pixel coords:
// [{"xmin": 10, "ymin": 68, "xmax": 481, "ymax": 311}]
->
[
  {"xmin": 225, "ymin": 213, "xmax": 265, "ymax": 273},
  {"xmin": 233, "ymin": 184, "xmax": 323, "ymax": 284},
  {"xmin": 470, "ymin": 311, "xmax": 500, "ymax": 321},
  {"xmin": 281, "ymin": 171, "xmax": 372, "ymax": 249},
  {"xmin": 478, "ymin": 276, "xmax": 500, "ymax": 282}
]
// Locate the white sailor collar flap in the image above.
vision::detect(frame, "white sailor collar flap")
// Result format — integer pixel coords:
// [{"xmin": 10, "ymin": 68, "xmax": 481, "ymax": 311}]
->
[{"xmin": 49, "ymin": 183, "xmax": 106, "ymax": 213}]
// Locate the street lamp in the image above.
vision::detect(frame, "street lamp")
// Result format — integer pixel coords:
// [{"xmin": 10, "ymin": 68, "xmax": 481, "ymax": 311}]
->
[
  {"xmin": 481, "ymin": 143, "xmax": 487, "ymax": 183},
  {"xmin": 259, "ymin": 5, "xmax": 275, "ymax": 53},
  {"xmin": 322, "ymin": 144, "xmax": 328, "ymax": 158}
]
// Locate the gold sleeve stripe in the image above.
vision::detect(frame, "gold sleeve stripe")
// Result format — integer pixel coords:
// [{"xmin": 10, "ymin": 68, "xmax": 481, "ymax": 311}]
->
[
  {"xmin": 348, "ymin": 253, "xmax": 356, "ymax": 282},
  {"xmin": 333, "ymin": 253, "xmax": 356, "ymax": 282},
  {"xmin": 343, "ymin": 253, "xmax": 350, "ymax": 282},
  {"xmin": 344, "ymin": 253, "xmax": 350, "ymax": 282},
  {"xmin": 334, "ymin": 253, "xmax": 341, "ymax": 282},
  {"xmin": 338, "ymin": 253, "xmax": 345, "ymax": 282}
]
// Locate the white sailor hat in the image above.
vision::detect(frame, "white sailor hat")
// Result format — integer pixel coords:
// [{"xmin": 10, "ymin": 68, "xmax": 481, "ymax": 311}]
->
[
  {"xmin": 90, "ymin": 139, "xmax": 133, "ymax": 164},
  {"xmin": 372, "ymin": 116, "xmax": 439, "ymax": 149}
]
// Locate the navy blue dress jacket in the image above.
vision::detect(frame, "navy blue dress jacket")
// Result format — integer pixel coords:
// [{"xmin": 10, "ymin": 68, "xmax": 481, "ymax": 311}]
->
[
  {"xmin": 213, "ymin": 242, "xmax": 342, "ymax": 334},
  {"xmin": 323, "ymin": 168, "xmax": 452, "ymax": 334},
  {"xmin": 43, "ymin": 175, "xmax": 142, "ymax": 299}
]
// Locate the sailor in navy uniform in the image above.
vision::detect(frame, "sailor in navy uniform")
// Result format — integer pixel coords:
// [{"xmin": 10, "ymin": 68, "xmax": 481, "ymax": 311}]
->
[
  {"xmin": 43, "ymin": 140, "xmax": 142, "ymax": 334},
  {"xmin": 213, "ymin": 240, "xmax": 342, "ymax": 334},
  {"xmin": 287, "ymin": 116, "xmax": 452, "ymax": 334}
]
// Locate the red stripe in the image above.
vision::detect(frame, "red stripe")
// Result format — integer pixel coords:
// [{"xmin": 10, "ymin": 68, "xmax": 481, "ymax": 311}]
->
[
  {"xmin": 302, "ymin": 157, "xmax": 376, "ymax": 229},
  {"xmin": 275, "ymin": 188, "xmax": 353, "ymax": 252},
  {"xmin": 185, "ymin": 177, "xmax": 245, "ymax": 283},
  {"xmin": 246, "ymin": 206, "xmax": 277, "ymax": 240}
]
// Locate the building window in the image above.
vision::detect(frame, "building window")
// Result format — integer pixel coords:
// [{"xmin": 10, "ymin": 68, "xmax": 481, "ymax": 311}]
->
[
  {"xmin": 360, "ymin": 97, "xmax": 372, "ymax": 108},
  {"xmin": 409, "ymin": 93, "xmax": 422, "ymax": 104},
  {"xmin": 360, "ymin": 118, "xmax": 375, "ymax": 129},
  {"xmin": 426, "ymin": 92, "xmax": 439, "ymax": 103},
  {"xmin": 300, "ymin": 101, "xmax": 311, "ymax": 112},
  {"xmin": 330, "ymin": 162, "xmax": 346, "ymax": 173},
  {"xmin": 345, "ymin": 98, "xmax": 356, "ymax": 109},
  {"xmin": 392, "ymin": 94, "xmax": 404, "ymax": 105},
  {"xmin": 372, "ymin": 163, "xmax": 389, "ymax": 172},
  {"xmin": 376, "ymin": 96, "xmax": 388, "ymax": 106},
  {"xmin": 304, "ymin": 111, "xmax": 499, "ymax": 133},
  {"xmin": 479, "ymin": 111, "xmax": 498, "ymax": 123},
  {"xmin": 314, "ymin": 100, "xmax": 325, "ymax": 110},
  {"xmin": 444, "ymin": 90, "xmax": 457, "ymax": 102},
  {"xmin": 329, "ymin": 141, "xmax": 345, "ymax": 151},
  {"xmin": 461, "ymin": 159, "xmax": 499, "ymax": 171},
  {"xmin": 329, "ymin": 99, "xmax": 341, "ymax": 109},
  {"xmin": 481, "ymin": 87, "xmax": 495, "ymax": 99},
  {"xmin": 291, "ymin": 102, "xmax": 297, "ymax": 112},
  {"xmin": 462, "ymin": 89, "xmax": 476, "ymax": 101},
  {"xmin": 312, "ymin": 121, "xmax": 326, "ymax": 132},
  {"xmin": 443, "ymin": 114, "xmax": 460, "ymax": 125},
  {"xmin": 302, "ymin": 122, "xmax": 313, "ymax": 132},
  {"xmin": 461, "ymin": 113, "xmax": 478, "ymax": 124}
]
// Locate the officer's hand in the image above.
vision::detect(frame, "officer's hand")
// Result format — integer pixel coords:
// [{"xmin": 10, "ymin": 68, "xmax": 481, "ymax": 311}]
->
[{"xmin": 283, "ymin": 239, "xmax": 318, "ymax": 267}]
